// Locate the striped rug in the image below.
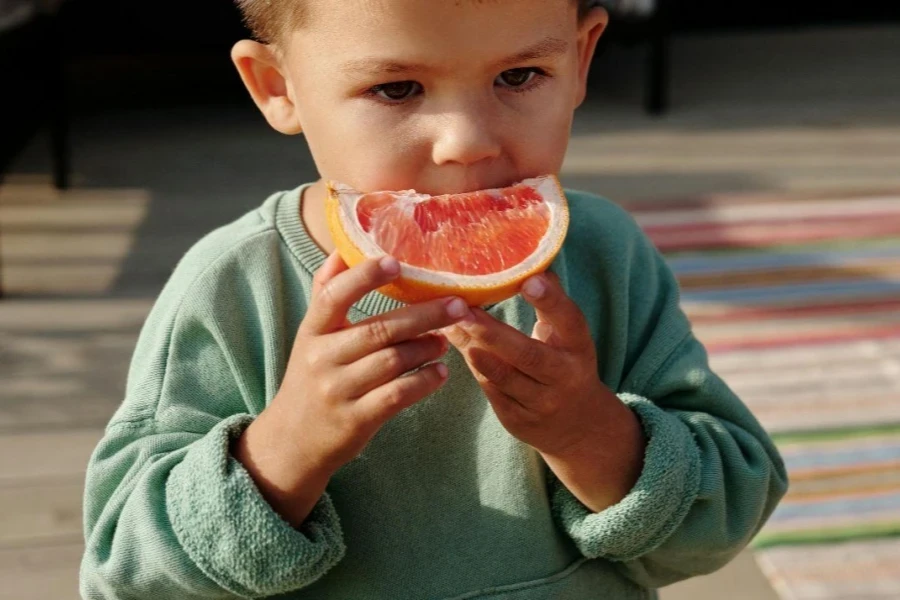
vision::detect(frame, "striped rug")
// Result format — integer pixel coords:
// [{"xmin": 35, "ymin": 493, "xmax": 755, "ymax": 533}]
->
[{"xmin": 625, "ymin": 191, "xmax": 900, "ymax": 600}]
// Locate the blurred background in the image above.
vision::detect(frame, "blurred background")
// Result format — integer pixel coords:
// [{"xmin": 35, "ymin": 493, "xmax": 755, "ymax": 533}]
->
[{"xmin": 1, "ymin": 1, "xmax": 899, "ymax": 598}]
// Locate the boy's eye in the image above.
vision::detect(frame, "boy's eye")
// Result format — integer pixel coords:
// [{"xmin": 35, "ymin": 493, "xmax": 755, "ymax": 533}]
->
[
  {"xmin": 496, "ymin": 68, "xmax": 540, "ymax": 88},
  {"xmin": 371, "ymin": 81, "xmax": 422, "ymax": 101}
]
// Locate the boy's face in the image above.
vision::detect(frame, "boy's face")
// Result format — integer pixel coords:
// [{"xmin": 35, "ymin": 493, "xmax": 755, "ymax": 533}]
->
[{"xmin": 237, "ymin": 0, "xmax": 607, "ymax": 195}]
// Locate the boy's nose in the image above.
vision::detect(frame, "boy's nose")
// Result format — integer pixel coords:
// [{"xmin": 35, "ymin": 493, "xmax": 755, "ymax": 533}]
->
[{"xmin": 431, "ymin": 111, "xmax": 502, "ymax": 167}]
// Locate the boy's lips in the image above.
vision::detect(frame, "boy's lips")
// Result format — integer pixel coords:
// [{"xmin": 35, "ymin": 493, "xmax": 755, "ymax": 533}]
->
[{"xmin": 404, "ymin": 176, "xmax": 536, "ymax": 196}]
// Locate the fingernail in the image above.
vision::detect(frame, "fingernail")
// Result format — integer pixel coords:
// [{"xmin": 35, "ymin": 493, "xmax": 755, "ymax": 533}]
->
[
  {"xmin": 523, "ymin": 276, "xmax": 546, "ymax": 299},
  {"xmin": 436, "ymin": 363, "xmax": 449, "ymax": 379},
  {"xmin": 380, "ymin": 256, "xmax": 400, "ymax": 276},
  {"xmin": 445, "ymin": 297, "xmax": 469, "ymax": 319}
]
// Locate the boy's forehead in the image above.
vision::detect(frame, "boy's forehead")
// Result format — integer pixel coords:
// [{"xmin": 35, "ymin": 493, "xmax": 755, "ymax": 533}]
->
[
  {"xmin": 297, "ymin": 0, "xmax": 575, "ymax": 59},
  {"xmin": 303, "ymin": 0, "xmax": 572, "ymax": 29},
  {"xmin": 305, "ymin": 0, "xmax": 569, "ymax": 13}
]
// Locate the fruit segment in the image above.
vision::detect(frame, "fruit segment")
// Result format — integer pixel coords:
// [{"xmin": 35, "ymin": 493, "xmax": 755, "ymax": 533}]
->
[{"xmin": 356, "ymin": 185, "xmax": 551, "ymax": 276}]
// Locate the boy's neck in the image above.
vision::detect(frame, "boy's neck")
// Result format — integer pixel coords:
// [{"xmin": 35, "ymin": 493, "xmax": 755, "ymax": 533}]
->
[{"xmin": 301, "ymin": 180, "xmax": 337, "ymax": 256}]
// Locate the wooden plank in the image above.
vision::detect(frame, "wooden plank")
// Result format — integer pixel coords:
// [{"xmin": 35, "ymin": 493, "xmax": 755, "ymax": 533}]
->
[
  {"xmin": 0, "ymin": 202, "xmax": 147, "ymax": 229},
  {"xmin": 0, "ymin": 480, "xmax": 83, "ymax": 547},
  {"xmin": 661, "ymin": 550, "xmax": 780, "ymax": 600},
  {"xmin": 0, "ymin": 430, "xmax": 102, "ymax": 483},
  {"xmin": 0, "ymin": 542, "xmax": 82, "ymax": 600},
  {"xmin": 0, "ymin": 232, "xmax": 137, "ymax": 260},
  {"xmin": 0, "ymin": 299, "xmax": 151, "ymax": 332},
  {"xmin": 0, "ymin": 182, "xmax": 148, "ymax": 206},
  {"xmin": 3, "ymin": 265, "xmax": 125, "ymax": 296},
  {"xmin": 0, "ymin": 182, "xmax": 149, "ymax": 296}
]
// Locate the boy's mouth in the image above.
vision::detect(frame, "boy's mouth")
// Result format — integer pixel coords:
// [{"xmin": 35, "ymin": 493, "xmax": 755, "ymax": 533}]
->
[
  {"xmin": 331, "ymin": 175, "xmax": 554, "ymax": 202},
  {"xmin": 392, "ymin": 174, "xmax": 542, "ymax": 197}
]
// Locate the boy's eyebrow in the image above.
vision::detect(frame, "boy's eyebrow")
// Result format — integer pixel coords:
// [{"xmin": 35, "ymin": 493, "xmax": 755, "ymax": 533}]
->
[
  {"xmin": 340, "ymin": 36, "xmax": 570, "ymax": 77},
  {"xmin": 495, "ymin": 37, "xmax": 569, "ymax": 68},
  {"xmin": 341, "ymin": 58, "xmax": 426, "ymax": 76}
]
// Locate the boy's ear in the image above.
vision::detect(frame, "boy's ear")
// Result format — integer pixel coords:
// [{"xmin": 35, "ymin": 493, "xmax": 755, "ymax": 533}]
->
[
  {"xmin": 231, "ymin": 40, "xmax": 303, "ymax": 135},
  {"xmin": 574, "ymin": 7, "xmax": 609, "ymax": 108}
]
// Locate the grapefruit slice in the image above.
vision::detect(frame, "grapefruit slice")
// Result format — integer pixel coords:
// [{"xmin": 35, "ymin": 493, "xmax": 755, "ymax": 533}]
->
[{"xmin": 326, "ymin": 175, "xmax": 569, "ymax": 306}]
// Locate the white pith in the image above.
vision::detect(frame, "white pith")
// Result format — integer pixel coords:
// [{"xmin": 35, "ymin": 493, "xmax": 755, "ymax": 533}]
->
[{"xmin": 334, "ymin": 176, "xmax": 568, "ymax": 288}]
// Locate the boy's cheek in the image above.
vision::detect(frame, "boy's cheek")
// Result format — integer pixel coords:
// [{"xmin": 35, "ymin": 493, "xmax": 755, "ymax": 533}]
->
[
  {"xmin": 315, "ymin": 139, "xmax": 427, "ymax": 194},
  {"xmin": 300, "ymin": 109, "xmax": 421, "ymax": 188}
]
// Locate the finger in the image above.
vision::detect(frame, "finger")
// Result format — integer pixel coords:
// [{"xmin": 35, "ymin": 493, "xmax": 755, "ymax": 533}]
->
[
  {"xmin": 474, "ymin": 381, "xmax": 543, "ymax": 431},
  {"xmin": 521, "ymin": 274, "xmax": 593, "ymax": 351},
  {"xmin": 308, "ymin": 252, "xmax": 353, "ymax": 330},
  {"xmin": 329, "ymin": 296, "xmax": 470, "ymax": 364},
  {"xmin": 303, "ymin": 255, "xmax": 401, "ymax": 335},
  {"xmin": 355, "ymin": 362, "xmax": 449, "ymax": 423},
  {"xmin": 443, "ymin": 308, "xmax": 563, "ymax": 385},
  {"xmin": 341, "ymin": 334, "xmax": 448, "ymax": 398},
  {"xmin": 457, "ymin": 363, "xmax": 532, "ymax": 425},
  {"xmin": 311, "ymin": 251, "xmax": 350, "ymax": 298},
  {"xmin": 467, "ymin": 347, "xmax": 545, "ymax": 404}
]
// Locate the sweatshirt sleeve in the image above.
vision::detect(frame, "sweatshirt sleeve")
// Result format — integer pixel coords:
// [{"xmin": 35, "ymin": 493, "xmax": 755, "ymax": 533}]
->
[
  {"xmin": 549, "ymin": 205, "xmax": 789, "ymax": 588},
  {"xmin": 80, "ymin": 242, "xmax": 345, "ymax": 598}
]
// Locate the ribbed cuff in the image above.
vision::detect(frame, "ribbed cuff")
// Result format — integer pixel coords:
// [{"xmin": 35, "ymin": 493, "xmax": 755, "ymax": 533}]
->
[
  {"xmin": 551, "ymin": 393, "xmax": 701, "ymax": 561},
  {"xmin": 166, "ymin": 414, "xmax": 346, "ymax": 597}
]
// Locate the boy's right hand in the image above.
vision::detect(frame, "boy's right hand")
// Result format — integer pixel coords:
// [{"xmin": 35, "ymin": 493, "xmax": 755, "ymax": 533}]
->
[
  {"xmin": 282, "ymin": 251, "xmax": 471, "ymax": 469},
  {"xmin": 233, "ymin": 252, "xmax": 471, "ymax": 526}
]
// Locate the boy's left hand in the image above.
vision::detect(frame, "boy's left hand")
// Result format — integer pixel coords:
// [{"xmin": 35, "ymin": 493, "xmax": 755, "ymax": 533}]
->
[
  {"xmin": 443, "ymin": 272, "xmax": 614, "ymax": 458},
  {"xmin": 443, "ymin": 272, "xmax": 646, "ymax": 512}
]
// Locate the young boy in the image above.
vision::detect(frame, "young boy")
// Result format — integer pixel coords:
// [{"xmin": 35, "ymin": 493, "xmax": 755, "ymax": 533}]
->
[{"xmin": 80, "ymin": 0, "xmax": 788, "ymax": 598}]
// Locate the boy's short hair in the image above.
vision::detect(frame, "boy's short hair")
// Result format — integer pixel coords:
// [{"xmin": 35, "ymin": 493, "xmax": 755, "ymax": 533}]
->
[{"xmin": 237, "ymin": 0, "xmax": 598, "ymax": 44}]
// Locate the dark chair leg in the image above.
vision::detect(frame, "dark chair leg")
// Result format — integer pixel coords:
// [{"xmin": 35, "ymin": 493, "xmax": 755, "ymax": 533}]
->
[
  {"xmin": 645, "ymin": 13, "xmax": 670, "ymax": 115},
  {"xmin": 51, "ymin": 95, "xmax": 70, "ymax": 190},
  {"xmin": 48, "ymin": 15, "xmax": 70, "ymax": 190},
  {"xmin": 0, "ymin": 189, "xmax": 4, "ymax": 298}
]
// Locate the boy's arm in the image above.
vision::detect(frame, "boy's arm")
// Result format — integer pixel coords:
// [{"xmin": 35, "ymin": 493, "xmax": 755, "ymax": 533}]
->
[
  {"xmin": 80, "ymin": 274, "xmax": 345, "ymax": 599},
  {"xmin": 81, "ymin": 416, "xmax": 344, "ymax": 599},
  {"xmin": 548, "ymin": 210, "xmax": 789, "ymax": 588}
]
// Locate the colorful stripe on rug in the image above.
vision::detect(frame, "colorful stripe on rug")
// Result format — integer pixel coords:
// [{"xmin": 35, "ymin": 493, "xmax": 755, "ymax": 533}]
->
[{"xmin": 625, "ymin": 190, "xmax": 900, "ymax": 600}]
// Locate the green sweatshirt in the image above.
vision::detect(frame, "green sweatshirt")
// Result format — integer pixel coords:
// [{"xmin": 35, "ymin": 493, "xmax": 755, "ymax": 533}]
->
[{"xmin": 80, "ymin": 186, "xmax": 788, "ymax": 600}]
